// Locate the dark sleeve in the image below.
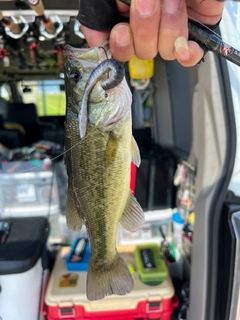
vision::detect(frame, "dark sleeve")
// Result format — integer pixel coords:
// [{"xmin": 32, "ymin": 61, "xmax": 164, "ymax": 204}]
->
[{"xmin": 76, "ymin": 0, "xmax": 129, "ymax": 31}]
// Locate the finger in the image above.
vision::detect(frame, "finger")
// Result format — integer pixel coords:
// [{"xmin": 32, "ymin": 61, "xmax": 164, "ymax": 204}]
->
[
  {"xmin": 159, "ymin": 0, "xmax": 188, "ymax": 61},
  {"xmin": 186, "ymin": 1, "xmax": 224, "ymax": 25},
  {"xmin": 130, "ymin": 0, "xmax": 161, "ymax": 60},
  {"xmin": 174, "ymin": 38, "xmax": 204, "ymax": 67},
  {"xmin": 116, "ymin": 0, "xmax": 130, "ymax": 16},
  {"xmin": 81, "ymin": 26, "xmax": 109, "ymax": 47},
  {"xmin": 109, "ymin": 23, "xmax": 134, "ymax": 62}
]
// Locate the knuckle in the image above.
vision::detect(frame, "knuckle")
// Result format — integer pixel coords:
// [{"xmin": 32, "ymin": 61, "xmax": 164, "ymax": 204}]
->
[
  {"xmin": 159, "ymin": 51, "xmax": 175, "ymax": 61},
  {"xmin": 135, "ymin": 50, "xmax": 157, "ymax": 60}
]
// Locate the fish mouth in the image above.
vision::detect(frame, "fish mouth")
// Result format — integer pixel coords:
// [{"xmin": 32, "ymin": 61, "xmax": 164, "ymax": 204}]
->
[
  {"xmin": 64, "ymin": 44, "xmax": 88, "ymax": 56},
  {"xmin": 64, "ymin": 44, "xmax": 111, "ymax": 67}
]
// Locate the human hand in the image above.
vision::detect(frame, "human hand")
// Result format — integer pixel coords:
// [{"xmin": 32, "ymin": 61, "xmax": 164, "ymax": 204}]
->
[{"xmin": 80, "ymin": 0, "xmax": 224, "ymax": 67}]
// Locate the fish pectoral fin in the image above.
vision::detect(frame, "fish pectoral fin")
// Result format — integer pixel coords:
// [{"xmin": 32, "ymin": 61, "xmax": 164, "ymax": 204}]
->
[
  {"xmin": 131, "ymin": 136, "xmax": 141, "ymax": 167},
  {"xmin": 66, "ymin": 188, "xmax": 84, "ymax": 232},
  {"xmin": 119, "ymin": 192, "xmax": 144, "ymax": 232},
  {"xmin": 87, "ymin": 253, "xmax": 133, "ymax": 301}
]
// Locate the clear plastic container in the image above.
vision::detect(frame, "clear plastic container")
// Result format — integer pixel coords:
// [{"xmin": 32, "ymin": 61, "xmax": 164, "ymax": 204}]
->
[
  {"xmin": 117, "ymin": 208, "xmax": 173, "ymax": 245},
  {"xmin": 0, "ymin": 161, "xmax": 60, "ymax": 218}
]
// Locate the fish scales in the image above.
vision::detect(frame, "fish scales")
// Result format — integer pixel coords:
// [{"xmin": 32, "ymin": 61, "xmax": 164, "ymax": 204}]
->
[{"xmin": 64, "ymin": 44, "xmax": 144, "ymax": 301}]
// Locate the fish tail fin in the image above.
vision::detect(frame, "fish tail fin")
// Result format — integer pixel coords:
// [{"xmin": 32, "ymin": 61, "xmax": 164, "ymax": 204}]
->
[{"xmin": 86, "ymin": 253, "xmax": 133, "ymax": 301}]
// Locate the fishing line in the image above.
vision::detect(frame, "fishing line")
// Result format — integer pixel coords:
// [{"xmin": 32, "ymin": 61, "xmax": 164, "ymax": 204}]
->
[
  {"xmin": 99, "ymin": 42, "xmax": 113, "ymax": 84},
  {"xmin": 164, "ymin": 3, "xmax": 235, "ymax": 46},
  {"xmin": 99, "ymin": 45, "xmax": 109, "ymax": 60},
  {"xmin": 14, "ymin": 125, "xmax": 98, "ymax": 174}
]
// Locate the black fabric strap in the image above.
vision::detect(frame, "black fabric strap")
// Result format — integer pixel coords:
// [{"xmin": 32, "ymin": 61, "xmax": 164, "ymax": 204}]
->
[{"xmin": 76, "ymin": 0, "xmax": 128, "ymax": 31}]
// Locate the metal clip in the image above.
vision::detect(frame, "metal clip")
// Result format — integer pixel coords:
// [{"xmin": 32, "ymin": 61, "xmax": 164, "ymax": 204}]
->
[
  {"xmin": 74, "ymin": 20, "xmax": 85, "ymax": 39},
  {"xmin": 58, "ymin": 306, "xmax": 75, "ymax": 319},
  {"xmin": 39, "ymin": 15, "xmax": 63, "ymax": 40},
  {"xmin": 146, "ymin": 300, "xmax": 162, "ymax": 314},
  {"xmin": 5, "ymin": 16, "xmax": 29, "ymax": 39}
]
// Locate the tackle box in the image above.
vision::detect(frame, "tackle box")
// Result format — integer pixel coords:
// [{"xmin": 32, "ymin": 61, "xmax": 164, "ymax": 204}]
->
[
  {"xmin": 44, "ymin": 247, "xmax": 177, "ymax": 320},
  {"xmin": 134, "ymin": 243, "xmax": 169, "ymax": 285},
  {"xmin": 66, "ymin": 238, "xmax": 90, "ymax": 271},
  {"xmin": 0, "ymin": 160, "xmax": 62, "ymax": 242}
]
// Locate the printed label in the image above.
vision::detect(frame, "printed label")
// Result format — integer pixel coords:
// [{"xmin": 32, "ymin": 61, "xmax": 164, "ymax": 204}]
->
[
  {"xmin": 17, "ymin": 184, "xmax": 36, "ymax": 203},
  {"xmin": 28, "ymin": 0, "xmax": 39, "ymax": 5},
  {"xmin": 221, "ymin": 43, "xmax": 233, "ymax": 55},
  {"xmin": 141, "ymin": 224, "xmax": 152, "ymax": 239},
  {"xmin": 140, "ymin": 249, "xmax": 156, "ymax": 269},
  {"xmin": 59, "ymin": 273, "xmax": 78, "ymax": 288}
]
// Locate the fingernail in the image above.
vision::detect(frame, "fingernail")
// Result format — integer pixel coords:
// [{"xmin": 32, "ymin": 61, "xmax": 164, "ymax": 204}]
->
[
  {"xmin": 164, "ymin": 0, "xmax": 180, "ymax": 14},
  {"xmin": 174, "ymin": 36, "xmax": 190, "ymax": 61},
  {"xmin": 135, "ymin": 0, "xmax": 156, "ymax": 17},
  {"xmin": 115, "ymin": 25, "xmax": 131, "ymax": 46}
]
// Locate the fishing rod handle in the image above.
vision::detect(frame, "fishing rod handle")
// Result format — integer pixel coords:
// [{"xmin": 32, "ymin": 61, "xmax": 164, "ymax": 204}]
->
[{"xmin": 189, "ymin": 22, "xmax": 240, "ymax": 67}]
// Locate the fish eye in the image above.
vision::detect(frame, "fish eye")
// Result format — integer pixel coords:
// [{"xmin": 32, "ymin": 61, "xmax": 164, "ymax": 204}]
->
[{"xmin": 69, "ymin": 69, "xmax": 81, "ymax": 82}]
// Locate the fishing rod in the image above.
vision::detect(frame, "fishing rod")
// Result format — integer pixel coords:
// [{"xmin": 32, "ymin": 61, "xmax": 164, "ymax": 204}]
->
[
  {"xmin": 0, "ymin": 24, "xmax": 10, "ymax": 67},
  {"xmin": 52, "ymin": 32, "xmax": 66, "ymax": 69},
  {"xmin": 25, "ymin": 0, "xmax": 63, "ymax": 39},
  {"xmin": 0, "ymin": 10, "xmax": 29, "ymax": 39},
  {"xmin": 0, "ymin": 10, "xmax": 21, "ymax": 35},
  {"xmin": 25, "ymin": 0, "xmax": 55, "ymax": 35},
  {"xmin": 0, "ymin": 10, "xmax": 29, "ymax": 68},
  {"xmin": 0, "ymin": 9, "xmax": 39, "ymax": 67},
  {"xmin": 119, "ymin": 0, "xmax": 240, "ymax": 67},
  {"xmin": 25, "ymin": 24, "xmax": 39, "ymax": 67}
]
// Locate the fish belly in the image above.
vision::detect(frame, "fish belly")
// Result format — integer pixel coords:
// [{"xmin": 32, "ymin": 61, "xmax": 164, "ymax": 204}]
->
[{"xmin": 65, "ymin": 115, "xmax": 133, "ymax": 300}]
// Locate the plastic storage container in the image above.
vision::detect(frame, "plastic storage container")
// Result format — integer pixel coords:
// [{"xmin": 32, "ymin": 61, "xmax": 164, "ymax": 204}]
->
[
  {"xmin": 0, "ymin": 161, "xmax": 60, "ymax": 218},
  {"xmin": 0, "ymin": 217, "xmax": 49, "ymax": 320},
  {"xmin": 44, "ymin": 248, "xmax": 177, "ymax": 320},
  {"xmin": 117, "ymin": 208, "xmax": 173, "ymax": 245},
  {"xmin": 134, "ymin": 243, "xmax": 169, "ymax": 285},
  {"xmin": 66, "ymin": 238, "xmax": 90, "ymax": 271},
  {"xmin": 172, "ymin": 211, "xmax": 184, "ymax": 245}
]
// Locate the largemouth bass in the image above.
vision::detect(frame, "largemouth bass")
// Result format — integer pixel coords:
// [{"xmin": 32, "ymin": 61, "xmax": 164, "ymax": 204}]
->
[{"xmin": 64, "ymin": 44, "xmax": 144, "ymax": 301}]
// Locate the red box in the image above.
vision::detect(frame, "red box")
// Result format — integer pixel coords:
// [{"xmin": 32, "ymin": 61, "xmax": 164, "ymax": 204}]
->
[
  {"xmin": 46, "ymin": 296, "xmax": 177, "ymax": 320},
  {"xmin": 130, "ymin": 162, "xmax": 137, "ymax": 195},
  {"xmin": 44, "ymin": 249, "xmax": 178, "ymax": 320}
]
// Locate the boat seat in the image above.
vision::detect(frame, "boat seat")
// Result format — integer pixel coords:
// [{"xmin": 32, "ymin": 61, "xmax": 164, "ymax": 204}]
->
[{"xmin": 6, "ymin": 102, "xmax": 56, "ymax": 145}]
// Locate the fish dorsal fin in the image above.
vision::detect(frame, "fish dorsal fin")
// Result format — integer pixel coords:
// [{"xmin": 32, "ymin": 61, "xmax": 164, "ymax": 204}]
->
[
  {"xmin": 119, "ymin": 192, "xmax": 144, "ymax": 232},
  {"xmin": 131, "ymin": 136, "xmax": 141, "ymax": 167}
]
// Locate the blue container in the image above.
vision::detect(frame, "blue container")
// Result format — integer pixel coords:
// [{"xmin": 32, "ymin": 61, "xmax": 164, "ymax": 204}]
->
[{"xmin": 66, "ymin": 238, "xmax": 90, "ymax": 271}]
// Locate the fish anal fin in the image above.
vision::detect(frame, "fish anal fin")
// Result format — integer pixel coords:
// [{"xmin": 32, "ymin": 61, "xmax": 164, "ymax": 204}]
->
[
  {"xmin": 66, "ymin": 188, "xmax": 84, "ymax": 232},
  {"xmin": 87, "ymin": 253, "xmax": 133, "ymax": 301},
  {"xmin": 119, "ymin": 192, "xmax": 144, "ymax": 232},
  {"xmin": 131, "ymin": 136, "xmax": 141, "ymax": 167}
]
